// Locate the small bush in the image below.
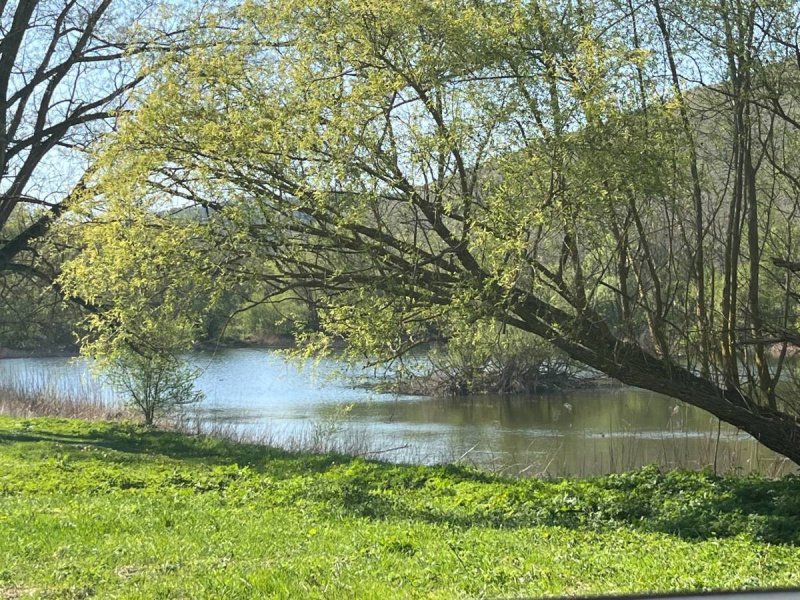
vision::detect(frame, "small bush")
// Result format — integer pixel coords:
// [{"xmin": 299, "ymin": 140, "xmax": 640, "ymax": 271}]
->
[
  {"xmin": 105, "ymin": 352, "xmax": 203, "ymax": 425},
  {"xmin": 410, "ymin": 321, "xmax": 582, "ymax": 395}
]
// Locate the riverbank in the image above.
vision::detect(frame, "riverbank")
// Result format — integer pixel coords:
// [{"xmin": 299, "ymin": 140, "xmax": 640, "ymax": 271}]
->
[
  {"xmin": 1, "ymin": 417, "xmax": 799, "ymax": 598},
  {"xmin": 2, "ymin": 351, "xmax": 796, "ymax": 477}
]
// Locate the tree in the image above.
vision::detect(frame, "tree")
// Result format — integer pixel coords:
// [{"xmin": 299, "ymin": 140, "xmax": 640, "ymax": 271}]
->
[
  {"xmin": 0, "ymin": 0, "xmax": 202, "ymax": 353},
  {"xmin": 105, "ymin": 348, "xmax": 203, "ymax": 426},
  {"xmin": 57, "ymin": 198, "xmax": 227, "ymax": 422},
  {"xmin": 68, "ymin": 0, "xmax": 800, "ymax": 463},
  {"xmin": 1, "ymin": 0, "xmax": 141, "ymax": 270}
]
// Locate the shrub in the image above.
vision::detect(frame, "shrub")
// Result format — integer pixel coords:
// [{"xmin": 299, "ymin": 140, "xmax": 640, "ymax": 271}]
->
[{"xmin": 104, "ymin": 351, "xmax": 203, "ymax": 425}]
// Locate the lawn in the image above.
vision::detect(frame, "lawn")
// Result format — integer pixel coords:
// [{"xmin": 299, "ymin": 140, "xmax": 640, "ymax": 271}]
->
[{"xmin": 1, "ymin": 416, "xmax": 799, "ymax": 599}]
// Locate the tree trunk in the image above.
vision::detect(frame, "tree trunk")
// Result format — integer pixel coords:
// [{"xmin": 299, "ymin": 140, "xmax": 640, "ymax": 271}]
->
[
  {"xmin": 573, "ymin": 340, "xmax": 800, "ymax": 464},
  {"xmin": 511, "ymin": 296, "xmax": 800, "ymax": 465}
]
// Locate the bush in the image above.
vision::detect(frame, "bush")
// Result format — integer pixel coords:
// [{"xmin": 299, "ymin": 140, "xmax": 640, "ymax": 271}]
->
[
  {"xmin": 407, "ymin": 321, "xmax": 581, "ymax": 395},
  {"xmin": 105, "ymin": 351, "xmax": 203, "ymax": 425}
]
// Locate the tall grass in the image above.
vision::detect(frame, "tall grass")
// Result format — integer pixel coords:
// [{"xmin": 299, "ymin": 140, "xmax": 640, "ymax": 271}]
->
[
  {"xmin": 0, "ymin": 370, "xmax": 128, "ymax": 420},
  {"xmin": 170, "ymin": 408, "xmax": 418, "ymax": 460}
]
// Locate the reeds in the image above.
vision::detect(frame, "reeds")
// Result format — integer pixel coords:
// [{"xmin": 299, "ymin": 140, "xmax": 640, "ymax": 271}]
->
[
  {"xmin": 448, "ymin": 425, "xmax": 796, "ymax": 479},
  {"xmin": 0, "ymin": 369, "xmax": 128, "ymax": 420}
]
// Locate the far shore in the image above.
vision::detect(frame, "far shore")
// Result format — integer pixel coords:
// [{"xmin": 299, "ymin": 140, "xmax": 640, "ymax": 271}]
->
[
  {"xmin": 0, "ymin": 334, "xmax": 299, "ymax": 361},
  {"xmin": 0, "ymin": 346, "xmax": 78, "ymax": 360}
]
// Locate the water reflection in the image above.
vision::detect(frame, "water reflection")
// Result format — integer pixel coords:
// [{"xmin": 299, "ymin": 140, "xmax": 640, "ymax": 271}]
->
[
  {"xmin": 332, "ymin": 391, "xmax": 793, "ymax": 476},
  {"xmin": 0, "ymin": 348, "xmax": 794, "ymax": 477}
]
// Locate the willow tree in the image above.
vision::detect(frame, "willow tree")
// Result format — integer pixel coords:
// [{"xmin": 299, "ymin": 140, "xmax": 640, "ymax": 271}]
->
[{"xmin": 67, "ymin": 0, "xmax": 800, "ymax": 462}]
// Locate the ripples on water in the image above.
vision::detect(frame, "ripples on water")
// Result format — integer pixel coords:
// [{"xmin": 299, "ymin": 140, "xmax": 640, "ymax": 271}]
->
[{"xmin": 0, "ymin": 348, "xmax": 793, "ymax": 477}]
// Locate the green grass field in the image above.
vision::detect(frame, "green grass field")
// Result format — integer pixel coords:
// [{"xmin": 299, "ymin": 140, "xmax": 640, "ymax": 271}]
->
[{"xmin": 1, "ymin": 416, "xmax": 799, "ymax": 599}]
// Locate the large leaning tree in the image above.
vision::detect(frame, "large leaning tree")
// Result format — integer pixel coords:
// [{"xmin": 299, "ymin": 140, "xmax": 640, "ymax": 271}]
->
[{"xmin": 63, "ymin": 0, "xmax": 800, "ymax": 462}]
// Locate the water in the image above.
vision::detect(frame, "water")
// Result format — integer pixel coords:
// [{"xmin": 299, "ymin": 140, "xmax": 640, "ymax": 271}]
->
[{"xmin": 0, "ymin": 348, "xmax": 793, "ymax": 477}]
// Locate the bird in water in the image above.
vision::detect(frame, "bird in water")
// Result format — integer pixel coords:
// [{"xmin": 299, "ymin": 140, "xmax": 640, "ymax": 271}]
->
[
  {"xmin": 560, "ymin": 402, "xmax": 574, "ymax": 427},
  {"xmin": 668, "ymin": 405, "xmax": 682, "ymax": 428}
]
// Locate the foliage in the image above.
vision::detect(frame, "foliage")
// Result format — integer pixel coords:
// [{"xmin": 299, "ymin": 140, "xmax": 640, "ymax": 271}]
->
[
  {"xmin": 71, "ymin": 0, "xmax": 666, "ymax": 361},
  {"xmin": 404, "ymin": 319, "xmax": 580, "ymax": 395},
  {"xmin": 58, "ymin": 200, "xmax": 221, "ymax": 359},
  {"xmin": 0, "ymin": 0, "xmax": 200, "ymax": 360},
  {"xmin": 0, "ymin": 272, "xmax": 78, "ymax": 351},
  {"xmin": 1, "ymin": 417, "xmax": 800, "ymax": 598},
  {"xmin": 104, "ymin": 352, "xmax": 203, "ymax": 426},
  {"xmin": 221, "ymin": 294, "xmax": 317, "ymax": 345},
  {"xmin": 58, "ymin": 0, "xmax": 800, "ymax": 461},
  {"xmin": 0, "ymin": 211, "xmax": 86, "ymax": 351},
  {"xmin": 55, "ymin": 200, "xmax": 225, "ymax": 423}
]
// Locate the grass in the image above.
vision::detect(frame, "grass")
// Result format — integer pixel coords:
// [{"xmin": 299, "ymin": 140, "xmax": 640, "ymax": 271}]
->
[
  {"xmin": 0, "ymin": 371, "xmax": 126, "ymax": 421},
  {"xmin": 1, "ymin": 417, "xmax": 800, "ymax": 599}
]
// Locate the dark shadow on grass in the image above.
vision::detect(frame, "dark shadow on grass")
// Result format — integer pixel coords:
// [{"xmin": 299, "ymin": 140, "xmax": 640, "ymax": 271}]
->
[
  {"xmin": 0, "ymin": 421, "xmax": 503, "ymax": 482},
  {"xmin": 306, "ymin": 463, "xmax": 800, "ymax": 546},
  {"xmin": 3, "ymin": 421, "xmax": 799, "ymax": 545},
  {"xmin": 0, "ymin": 423, "xmax": 361, "ymax": 477}
]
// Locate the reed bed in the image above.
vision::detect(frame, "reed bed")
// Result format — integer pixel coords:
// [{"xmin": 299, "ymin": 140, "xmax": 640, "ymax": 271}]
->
[{"xmin": 0, "ymin": 370, "xmax": 128, "ymax": 420}]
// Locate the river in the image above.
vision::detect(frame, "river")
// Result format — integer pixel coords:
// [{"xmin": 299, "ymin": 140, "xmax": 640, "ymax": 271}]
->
[{"xmin": 0, "ymin": 348, "xmax": 793, "ymax": 477}]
